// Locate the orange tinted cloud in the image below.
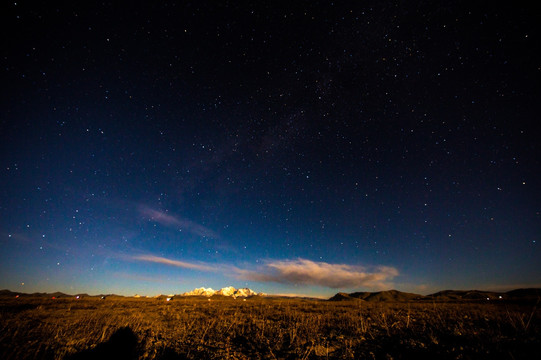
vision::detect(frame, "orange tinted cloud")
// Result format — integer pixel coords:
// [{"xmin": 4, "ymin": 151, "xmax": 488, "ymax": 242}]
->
[{"xmin": 237, "ymin": 258, "xmax": 398, "ymax": 289}]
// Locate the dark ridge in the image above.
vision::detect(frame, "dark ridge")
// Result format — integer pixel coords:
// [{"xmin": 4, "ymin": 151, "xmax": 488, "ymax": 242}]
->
[
  {"xmin": 0, "ymin": 289, "xmax": 16, "ymax": 296},
  {"xmin": 363, "ymin": 290, "xmax": 425, "ymax": 302},
  {"xmin": 328, "ymin": 289, "xmax": 541, "ymax": 302},
  {"xmin": 328, "ymin": 292, "xmax": 357, "ymax": 301},
  {"xmin": 50, "ymin": 292, "xmax": 69, "ymax": 298},
  {"xmin": 506, "ymin": 288, "xmax": 541, "ymax": 298},
  {"xmin": 348, "ymin": 291, "xmax": 372, "ymax": 299},
  {"xmin": 427, "ymin": 290, "xmax": 505, "ymax": 301},
  {"xmin": 0, "ymin": 290, "xmax": 125, "ymax": 299},
  {"xmin": 332, "ymin": 290, "xmax": 424, "ymax": 302}
]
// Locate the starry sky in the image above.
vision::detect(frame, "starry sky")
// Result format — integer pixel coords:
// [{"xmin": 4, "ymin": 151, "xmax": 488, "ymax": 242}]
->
[{"xmin": 1, "ymin": 1, "xmax": 539, "ymax": 298}]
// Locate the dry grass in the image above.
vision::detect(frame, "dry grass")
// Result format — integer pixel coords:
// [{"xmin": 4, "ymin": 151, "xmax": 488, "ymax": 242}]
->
[{"xmin": 0, "ymin": 296, "xmax": 539, "ymax": 359}]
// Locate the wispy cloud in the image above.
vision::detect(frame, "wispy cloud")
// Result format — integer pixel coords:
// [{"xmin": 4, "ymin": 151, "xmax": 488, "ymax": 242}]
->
[
  {"xmin": 138, "ymin": 205, "xmax": 218, "ymax": 238},
  {"xmin": 128, "ymin": 253, "xmax": 398, "ymax": 291},
  {"xmin": 132, "ymin": 254, "xmax": 216, "ymax": 272},
  {"xmin": 236, "ymin": 258, "xmax": 398, "ymax": 289}
]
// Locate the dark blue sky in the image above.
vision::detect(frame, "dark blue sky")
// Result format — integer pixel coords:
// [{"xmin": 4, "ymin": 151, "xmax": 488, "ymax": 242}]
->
[{"xmin": 1, "ymin": 1, "xmax": 539, "ymax": 297}]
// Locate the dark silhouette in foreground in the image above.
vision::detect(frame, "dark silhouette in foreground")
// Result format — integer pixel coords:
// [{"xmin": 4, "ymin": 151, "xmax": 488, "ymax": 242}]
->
[
  {"xmin": 64, "ymin": 327, "xmax": 185, "ymax": 360},
  {"xmin": 65, "ymin": 327, "xmax": 138, "ymax": 360}
]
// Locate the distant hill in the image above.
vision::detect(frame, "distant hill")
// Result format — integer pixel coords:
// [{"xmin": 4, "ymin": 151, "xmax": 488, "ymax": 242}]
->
[
  {"xmin": 75, "ymin": 293, "xmax": 90, "ymax": 297},
  {"xmin": 49, "ymin": 292, "xmax": 69, "ymax": 298},
  {"xmin": 329, "ymin": 288, "xmax": 541, "ymax": 302},
  {"xmin": 0, "ymin": 290, "xmax": 118, "ymax": 299},
  {"xmin": 329, "ymin": 290, "xmax": 425, "ymax": 302},
  {"xmin": 425, "ymin": 288, "xmax": 540, "ymax": 302},
  {"xmin": 328, "ymin": 292, "xmax": 361, "ymax": 301},
  {"xmin": 364, "ymin": 290, "xmax": 425, "ymax": 302},
  {"xmin": 0, "ymin": 289, "xmax": 16, "ymax": 296},
  {"xmin": 427, "ymin": 290, "xmax": 503, "ymax": 301},
  {"xmin": 0, "ymin": 289, "xmax": 69, "ymax": 298},
  {"xmin": 348, "ymin": 291, "xmax": 372, "ymax": 299},
  {"xmin": 505, "ymin": 288, "xmax": 541, "ymax": 299}
]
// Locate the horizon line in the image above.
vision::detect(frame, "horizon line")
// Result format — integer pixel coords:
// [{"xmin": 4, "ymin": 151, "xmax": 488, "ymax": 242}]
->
[{"xmin": 2, "ymin": 285, "xmax": 540, "ymax": 299}]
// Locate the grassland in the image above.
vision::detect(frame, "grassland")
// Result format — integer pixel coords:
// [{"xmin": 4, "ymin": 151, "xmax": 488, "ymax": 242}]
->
[{"xmin": 0, "ymin": 295, "xmax": 539, "ymax": 359}]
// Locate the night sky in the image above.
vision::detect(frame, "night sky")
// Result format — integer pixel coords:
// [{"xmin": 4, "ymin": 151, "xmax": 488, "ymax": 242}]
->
[{"xmin": 1, "ymin": 1, "xmax": 539, "ymax": 298}]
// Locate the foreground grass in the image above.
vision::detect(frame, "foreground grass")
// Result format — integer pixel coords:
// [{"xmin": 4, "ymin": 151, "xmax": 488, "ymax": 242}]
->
[{"xmin": 0, "ymin": 296, "xmax": 539, "ymax": 359}]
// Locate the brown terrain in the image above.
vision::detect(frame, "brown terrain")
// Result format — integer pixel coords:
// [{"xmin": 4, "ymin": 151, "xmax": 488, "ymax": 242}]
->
[{"xmin": 0, "ymin": 288, "xmax": 539, "ymax": 359}]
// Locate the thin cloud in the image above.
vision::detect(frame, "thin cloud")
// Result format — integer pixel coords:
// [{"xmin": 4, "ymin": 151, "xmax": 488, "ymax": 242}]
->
[
  {"xmin": 138, "ymin": 205, "xmax": 218, "ymax": 238},
  {"xmin": 236, "ymin": 258, "xmax": 399, "ymax": 289},
  {"xmin": 132, "ymin": 254, "xmax": 216, "ymax": 272}
]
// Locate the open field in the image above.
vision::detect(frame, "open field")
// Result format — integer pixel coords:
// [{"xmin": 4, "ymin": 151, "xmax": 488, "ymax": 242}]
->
[{"xmin": 1, "ymin": 295, "xmax": 539, "ymax": 359}]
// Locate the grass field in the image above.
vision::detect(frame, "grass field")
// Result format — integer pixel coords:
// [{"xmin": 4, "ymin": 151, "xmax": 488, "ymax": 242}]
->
[{"xmin": 0, "ymin": 295, "xmax": 539, "ymax": 359}]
